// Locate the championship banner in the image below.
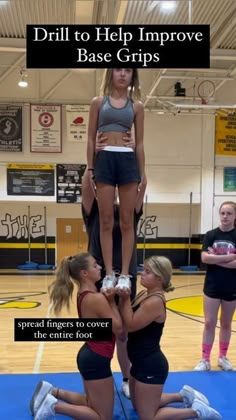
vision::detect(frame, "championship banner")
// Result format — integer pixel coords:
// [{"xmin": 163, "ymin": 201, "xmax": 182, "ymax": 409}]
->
[
  {"xmin": 0, "ymin": 106, "xmax": 22, "ymax": 152},
  {"xmin": 66, "ymin": 105, "xmax": 89, "ymax": 142},
  {"xmin": 7, "ymin": 164, "xmax": 55, "ymax": 196},
  {"xmin": 30, "ymin": 104, "xmax": 62, "ymax": 152},
  {"xmin": 56, "ymin": 164, "xmax": 86, "ymax": 203},
  {"xmin": 215, "ymin": 110, "xmax": 236, "ymax": 156}
]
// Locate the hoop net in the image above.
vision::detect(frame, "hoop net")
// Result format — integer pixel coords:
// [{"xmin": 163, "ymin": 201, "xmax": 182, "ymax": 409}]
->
[{"xmin": 201, "ymin": 98, "xmax": 208, "ymax": 105}]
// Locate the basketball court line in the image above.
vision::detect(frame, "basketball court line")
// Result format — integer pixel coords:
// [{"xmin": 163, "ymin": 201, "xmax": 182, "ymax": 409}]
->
[{"xmin": 33, "ymin": 302, "xmax": 53, "ymax": 373}]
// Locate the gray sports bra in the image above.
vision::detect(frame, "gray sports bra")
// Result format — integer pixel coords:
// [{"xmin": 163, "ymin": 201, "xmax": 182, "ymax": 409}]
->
[{"xmin": 98, "ymin": 96, "xmax": 134, "ymax": 133}]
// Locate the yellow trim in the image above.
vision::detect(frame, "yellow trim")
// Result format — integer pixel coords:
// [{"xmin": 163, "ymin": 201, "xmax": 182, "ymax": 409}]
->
[
  {"xmin": 0, "ymin": 243, "xmax": 55, "ymax": 249},
  {"xmin": 0, "ymin": 243, "xmax": 202, "ymax": 251},
  {"xmin": 7, "ymin": 164, "xmax": 54, "ymax": 170},
  {"xmin": 137, "ymin": 243, "xmax": 202, "ymax": 250}
]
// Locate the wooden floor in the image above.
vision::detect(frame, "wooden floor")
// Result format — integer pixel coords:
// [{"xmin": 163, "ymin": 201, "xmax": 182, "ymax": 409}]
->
[{"xmin": 1, "ymin": 273, "xmax": 236, "ymax": 374}]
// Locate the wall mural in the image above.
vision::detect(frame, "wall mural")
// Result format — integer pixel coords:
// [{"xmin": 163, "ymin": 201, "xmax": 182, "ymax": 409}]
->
[
  {"xmin": 0, "ymin": 212, "xmax": 159, "ymax": 240},
  {"xmin": 1, "ymin": 213, "xmax": 44, "ymax": 239},
  {"xmin": 137, "ymin": 216, "xmax": 158, "ymax": 238}
]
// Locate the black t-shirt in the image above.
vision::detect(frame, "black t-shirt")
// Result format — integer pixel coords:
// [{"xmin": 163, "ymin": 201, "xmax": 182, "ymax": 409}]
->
[
  {"xmin": 202, "ymin": 227, "xmax": 236, "ymax": 293},
  {"xmin": 82, "ymin": 199, "xmax": 142, "ymax": 278}
]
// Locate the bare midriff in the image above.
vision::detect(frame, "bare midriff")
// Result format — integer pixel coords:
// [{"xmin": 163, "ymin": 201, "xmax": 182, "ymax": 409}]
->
[{"xmin": 102, "ymin": 131, "xmax": 129, "ymax": 146}]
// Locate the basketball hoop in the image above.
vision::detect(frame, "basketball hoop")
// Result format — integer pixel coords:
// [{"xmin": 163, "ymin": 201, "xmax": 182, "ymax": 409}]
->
[{"xmin": 197, "ymin": 80, "xmax": 216, "ymax": 105}]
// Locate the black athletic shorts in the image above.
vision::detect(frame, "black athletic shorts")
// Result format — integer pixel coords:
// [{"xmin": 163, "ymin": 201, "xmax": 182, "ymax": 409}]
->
[
  {"xmin": 129, "ymin": 350, "xmax": 169, "ymax": 385},
  {"xmin": 204, "ymin": 288, "xmax": 236, "ymax": 302},
  {"xmin": 95, "ymin": 150, "xmax": 140, "ymax": 186},
  {"xmin": 77, "ymin": 343, "xmax": 112, "ymax": 380}
]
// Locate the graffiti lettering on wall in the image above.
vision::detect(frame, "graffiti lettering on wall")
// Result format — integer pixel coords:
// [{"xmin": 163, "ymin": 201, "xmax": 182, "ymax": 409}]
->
[
  {"xmin": 1, "ymin": 213, "xmax": 44, "ymax": 239},
  {"xmin": 137, "ymin": 216, "xmax": 158, "ymax": 239},
  {"xmin": 0, "ymin": 212, "xmax": 159, "ymax": 240}
]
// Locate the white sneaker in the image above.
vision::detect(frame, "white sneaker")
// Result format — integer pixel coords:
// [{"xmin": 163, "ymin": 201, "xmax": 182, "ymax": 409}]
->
[
  {"xmin": 218, "ymin": 356, "xmax": 233, "ymax": 371},
  {"xmin": 102, "ymin": 273, "xmax": 116, "ymax": 290},
  {"xmin": 30, "ymin": 380, "xmax": 53, "ymax": 415},
  {"xmin": 121, "ymin": 381, "xmax": 130, "ymax": 399},
  {"xmin": 115, "ymin": 275, "xmax": 131, "ymax": 290},
  {"xmin": 179, "ymin": 385, "xmax": 209, "ymax": 408},
  {"xmin": 192, "ymin": 398, "xmax": 222, "ymax": 419},
  {"xmin": 34, "ymin": 393, "xmax": 57, "ymax": 420},
  {"xmin": 194, "ymin": 359, "xmax": 211, "ymax": 371}
]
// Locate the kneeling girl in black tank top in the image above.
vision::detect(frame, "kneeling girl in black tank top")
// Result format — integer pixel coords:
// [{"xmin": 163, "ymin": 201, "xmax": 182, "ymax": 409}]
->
[{"xmin": 118, "ymin": 255, "xmax": 222, "ymax": 420}]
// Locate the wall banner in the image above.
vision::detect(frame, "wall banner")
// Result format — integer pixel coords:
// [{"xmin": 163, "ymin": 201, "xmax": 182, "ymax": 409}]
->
[
  {"xmin": 224, "ymin": 167, "xmax": 236, "ymax": 192},
  {"xmin": 66, "ymin": 105, "xmax": 89, "ymax": 142},
  {"xmin": 215, "ymin": 110, "xmax": 236, "ymax": 156},
  {"xmin": 30, "ymin": 104, "xmax": 62, "ymax": 152},
  {"xmin": 56, "ymin": 163, "xmax": 86, "ymax": 203},
  {"xmin": 7, "ymin": 164, "xmax": 55, "ymax": 196},
  {"xmin": 0, "ymin": 105, "xmax": 22, "ymax": 152}
]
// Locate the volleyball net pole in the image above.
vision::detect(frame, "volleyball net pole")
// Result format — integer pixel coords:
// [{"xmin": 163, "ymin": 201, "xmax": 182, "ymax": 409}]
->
[
  {"xmin": 142, "ymin": 193, "xmax": 148, "ymax": 263},
  {"xmin": 188, "ymin": 192, "xmax": 193, "ymax": 266}
]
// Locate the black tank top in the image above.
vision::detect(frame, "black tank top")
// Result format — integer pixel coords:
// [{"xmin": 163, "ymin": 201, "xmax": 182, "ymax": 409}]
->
[{"xmin": 127, "ymin": 291, "xmax": 166, "ymax": 359}]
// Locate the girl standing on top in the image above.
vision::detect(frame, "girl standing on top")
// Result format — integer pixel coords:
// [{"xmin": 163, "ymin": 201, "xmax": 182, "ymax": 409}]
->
[{"xmin": 87, "ymin": 68, "xmax": 145, "ymax": 290}]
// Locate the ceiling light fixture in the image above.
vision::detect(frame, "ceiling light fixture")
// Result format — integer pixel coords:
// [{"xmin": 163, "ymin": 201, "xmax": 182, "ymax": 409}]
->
[
  {"xmin": 18, "ymin": 69, "xmax": 28, "ymax": 88},
  {"xmin": 160, "ymin": 1, "xmax": 177, "ymax": 12}
]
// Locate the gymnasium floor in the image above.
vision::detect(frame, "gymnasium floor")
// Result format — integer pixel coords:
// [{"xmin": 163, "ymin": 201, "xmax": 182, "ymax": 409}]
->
[{"xmin": 1, "ymin": 272, "xmax": 235, "ymax": 419}]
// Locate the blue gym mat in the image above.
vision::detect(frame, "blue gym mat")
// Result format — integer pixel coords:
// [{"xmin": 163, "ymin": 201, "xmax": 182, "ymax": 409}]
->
[{"xmin": 0, "ymin": 371, "xmax": 234, "ymax": 419}]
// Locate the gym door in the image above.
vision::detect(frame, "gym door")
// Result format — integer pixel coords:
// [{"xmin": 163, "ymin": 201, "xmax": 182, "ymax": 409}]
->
[{"xmin": 56, "ymin": 218, "xmax": 88, "ymax": 265}]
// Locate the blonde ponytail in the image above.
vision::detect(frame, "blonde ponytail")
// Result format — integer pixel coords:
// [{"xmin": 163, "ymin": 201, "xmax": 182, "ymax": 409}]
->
[{"xmin": 49, "ymin": 253, "xmax": 91, "ymax": 315}]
